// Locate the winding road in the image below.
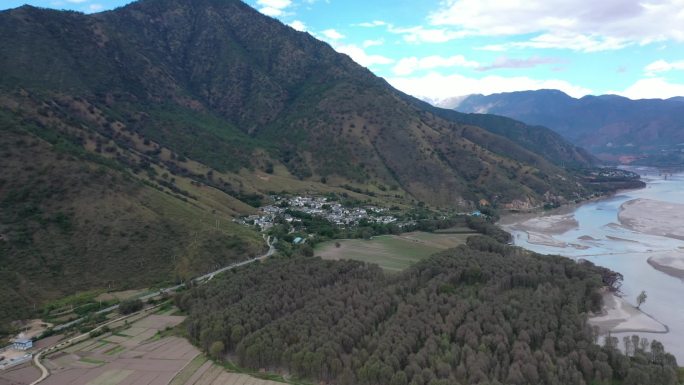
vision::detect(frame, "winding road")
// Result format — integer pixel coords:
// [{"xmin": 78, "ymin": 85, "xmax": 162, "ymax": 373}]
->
[
  {"xmin": 28, "ymin": 235, "xmax": 276, "ymax": 385},
  {"xmin": 53, "ymin": 236, "xmax": 275, "ymax": 332}
]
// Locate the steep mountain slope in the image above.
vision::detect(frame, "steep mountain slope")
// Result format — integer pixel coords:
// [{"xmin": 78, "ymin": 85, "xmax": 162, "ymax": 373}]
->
[
  {"xmin": 0, "ymin": 0, "xmax": 594, "ymax": 207},
  {"xmin": 407, "ymin": 97, "xmax": 597, "ymax": 167},
  {"xmin": 457, "ymin": 90, "xmax": 684, "ymax": 164},
  {"xmin": 0, "ymin": 108, "xmax": 268, "ymax": 332},
  {"xmin": 0, "ymin": 0, "xmax": 602, "ymax": 332}
]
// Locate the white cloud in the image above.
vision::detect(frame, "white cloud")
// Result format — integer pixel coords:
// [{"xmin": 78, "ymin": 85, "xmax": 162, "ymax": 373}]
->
[
  {"xmin": 392, "ymin": 55, "xmax": 480, "ymax": 76},
  {"xmin": 361, "ymin": 39, "xmax": 385, "ymax": 48},
  {"xmin": 388, "ymin": 25, "xmax": 469, "ymax": 44},
  {"xmin": 333, "ymin": 43, "xmax": 394, "ymax": 67},
  {"xmin": 478, "ymin": 56, "xmax": 562, "ymax": 71},
  {"xmin": 257, "ymin": 0, "xmax": 292, "ymax": 8},
  {"xmin": 256, "ymin": 0, "xmax": 292, "ymax": 17},
  {"xmin": 65, "ymin": 0, "xmax": 88, "ymax": 3},
  {"xmin": 322, "ymin": 29, "xmax": 345, "ymax": 40},
  {"xmin": 610, "ymin": 77, "xmax": 684, "ymax": 99},
  {"xmin": 531, "ymin": 33, "xmax": 629, "ymax": 52},
  {"xmin": 481, "ymin": 33, "xmax": 631, "ymax": 53},
  {"xmin": 645, "ymin": 59, "xmax": 684, "ymax": 75},
  {"xmin": 391, "ymin": 55, "xmax": 559, "ymax": 76},
  {"xmin": 88, "ymin": 3, "xmax": 103, "ymax": 12},
  {"xmin": 428, "ymin": 0, "xmax": 684, "ymax": 51},
  {"xmin": 362, "ymin": 39, "xmax": 384, "ymax": 48},
  {"xmin": 289, "ymin": 20, "xmax": 307, "ymax": 32},
  {"xmin": 357, "ymin": 20, "xmax": 387, "ymax": 28},
  {"xmin": 387, "ymin": 72, "xmax": 593, "ymax": 102}
]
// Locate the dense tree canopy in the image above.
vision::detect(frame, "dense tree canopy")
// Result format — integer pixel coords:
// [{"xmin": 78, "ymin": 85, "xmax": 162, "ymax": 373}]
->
[{"xmin": 178, "ymin": 242, "xmax": 678, "ymax": 385}]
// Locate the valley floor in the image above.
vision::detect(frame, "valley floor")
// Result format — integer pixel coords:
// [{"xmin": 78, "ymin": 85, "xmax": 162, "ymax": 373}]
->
[
  {"xmin": 314, "ymin": 231, "xmax": 472, "ymax": 271},
  {"xmin": 4, "ymin": 307, "xmax": 286, "ymax": 385}
]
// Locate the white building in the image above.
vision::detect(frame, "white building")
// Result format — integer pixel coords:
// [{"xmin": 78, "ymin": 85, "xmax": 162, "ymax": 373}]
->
[{"xmin": 12, "ymin": 334, "xmax": 32, "ymax": 351}]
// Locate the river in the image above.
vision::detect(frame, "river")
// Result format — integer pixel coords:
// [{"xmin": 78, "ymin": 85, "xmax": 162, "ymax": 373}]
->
[{"xmin": 501, "ymin": 169, "xmax": 684, "ymax": 362}]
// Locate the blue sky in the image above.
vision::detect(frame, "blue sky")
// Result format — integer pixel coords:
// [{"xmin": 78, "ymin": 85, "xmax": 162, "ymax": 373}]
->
[{"xmin": 4, "ymin": 0, "xmax": 684, "ymax": 103}]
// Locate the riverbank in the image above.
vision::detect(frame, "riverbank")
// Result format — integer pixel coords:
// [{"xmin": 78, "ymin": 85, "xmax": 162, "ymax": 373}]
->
[
  {"xmin": 500, "ymin": 213, "xmax": 586, "ymax": 250},
  {"xmin": 589, "ymin": 292, "xmax": 668, "ymax": 334},
  {"xmin": 619, "ymin": 198, "xmax": 684, "ymax": 241},
  {"xmin": 648, "ymin": 253, "xmax": 684, "ymax": 280},
  {"xmin": 502, "ymin": 171, "xmax": 684, "ymax": 362}
]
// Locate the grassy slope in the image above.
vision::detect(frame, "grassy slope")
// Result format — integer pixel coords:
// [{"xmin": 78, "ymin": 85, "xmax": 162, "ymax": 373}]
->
[
  {"xmin": 0, "ymin": 117, "xmax": 265, "ymax": 333},
  {"xmin": 315, "ymin": 232, "xmax": 470, "ymax": 271}
]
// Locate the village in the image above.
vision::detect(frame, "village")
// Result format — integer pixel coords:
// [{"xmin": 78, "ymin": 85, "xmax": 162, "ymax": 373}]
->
[
  {"xmin": 0, "ymin": 321, "xmax": 44, "ymax": 372},
  {"xmin": 235, "ymin": 195, "xmax": 399, "ymax": 232}
]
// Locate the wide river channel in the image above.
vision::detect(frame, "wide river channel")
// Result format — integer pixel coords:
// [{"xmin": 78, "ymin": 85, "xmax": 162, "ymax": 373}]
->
[{"xmin": 501, "ymin": 169, "xmax": 684, "ymax": 362}]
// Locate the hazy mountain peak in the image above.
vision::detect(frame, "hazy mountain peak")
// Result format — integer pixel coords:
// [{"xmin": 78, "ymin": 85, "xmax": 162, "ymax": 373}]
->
[{"xmin": 457, "ymin": 89, "xmax": 684, "ymax": 164}]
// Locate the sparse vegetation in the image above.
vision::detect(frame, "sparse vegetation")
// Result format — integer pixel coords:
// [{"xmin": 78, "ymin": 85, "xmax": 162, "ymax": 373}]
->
[{"xmin": 637, "ymin": 290, "xmax": 648, "ymax": 309}]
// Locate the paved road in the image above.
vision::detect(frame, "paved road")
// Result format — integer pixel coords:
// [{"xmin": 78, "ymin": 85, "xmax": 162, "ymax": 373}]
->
[{"xmin": 52, "ymin": 236, "xmax": 275, "ymax": 332}]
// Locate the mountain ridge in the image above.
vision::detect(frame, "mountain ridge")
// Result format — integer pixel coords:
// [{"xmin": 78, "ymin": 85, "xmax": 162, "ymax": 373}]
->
[
  {"xmin": 0, "ymin": 0, "xmax": 597, "ymax": 206},
  {"xmin": 455, "ymin": 89, "xmax": 684, "ymax": 164}
]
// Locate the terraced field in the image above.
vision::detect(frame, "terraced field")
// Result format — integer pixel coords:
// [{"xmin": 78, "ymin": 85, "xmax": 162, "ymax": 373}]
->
[
  {"xmin": 170, "ymin": 357, "xmax": 284, "ymax": 385},
  {"xmin": 38, "ymin": 311, "xmax": 286, "ymax": 385},
  {"xmin": 42, "ymin": 315, "xmax": 196, "ymax": 385}
]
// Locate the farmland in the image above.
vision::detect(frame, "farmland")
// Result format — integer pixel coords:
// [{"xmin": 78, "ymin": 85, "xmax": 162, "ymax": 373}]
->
[
  {"xmin": 0, "ymin": 362, "xmax": 40, "ymax": 385},
  {"xmin": 169, "ymin": 356, "xmax": 286, "ymax": 385},
  {"xmin": 314, "ymin": 231, "xmax": 472, "ymax": 271},
  {"xmin": 41, "ymin": 314, "xmax": 194, "ymax": 385},
  {"xmin": 29, "ymin": 307, "xmax": 286, "ymax": 385}
]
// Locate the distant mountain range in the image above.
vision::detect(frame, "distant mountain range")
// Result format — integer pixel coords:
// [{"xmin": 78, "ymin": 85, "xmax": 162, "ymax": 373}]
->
[
  {"xmin": 0, "ymin": 0, "xmax": 602, "ymax": 330},
  {"xmin": 455, "ymin": 90, "xmax": 684, "ymax": 165}
]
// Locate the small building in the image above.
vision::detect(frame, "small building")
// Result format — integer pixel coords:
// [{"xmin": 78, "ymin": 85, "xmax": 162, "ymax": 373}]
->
[
  {"xmin": 293, "ymin": 237, "xmax": 304, "ymax": 245},
  {"xmin": 12, "ymin": 338, "xmax": 32, "ymax": 351}
]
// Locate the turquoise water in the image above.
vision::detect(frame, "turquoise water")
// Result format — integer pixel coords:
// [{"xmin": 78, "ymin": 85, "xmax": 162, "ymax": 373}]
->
[{"xmin": 504, "ymin": 170, "xmax": 684, "ymax": 362}]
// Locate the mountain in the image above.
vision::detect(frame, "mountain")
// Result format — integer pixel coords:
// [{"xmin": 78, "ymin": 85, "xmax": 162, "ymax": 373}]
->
[
  {"xmin": 456, "ymin": 90, "xmax": 684, "ymax": 164},
  {"xmin": 407, "ymin": 97, "xmax": 598, "ymax": 168},
  {"xmin": 0, "ymin": 0, "xmax": 599, "ymax": 331}
]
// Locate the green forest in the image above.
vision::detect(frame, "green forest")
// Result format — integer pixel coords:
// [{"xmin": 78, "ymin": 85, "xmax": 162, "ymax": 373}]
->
[{"xmin": 177, "ymin": 238, "xmax": 679, "ymax": 385}]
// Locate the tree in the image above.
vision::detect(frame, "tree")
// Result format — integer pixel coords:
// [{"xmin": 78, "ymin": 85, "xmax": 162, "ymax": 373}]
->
[
  {"xmin": 177, "ymin": 245, "xmax": 680, "ymax": 385},
  {"xmin": 636, "ymin": 290, "xmax": 647, "ymax": 309},
  {"xmin": 210, "ymin": 341, "xmax": 225, "ymax": 361},
  {"xmin": 119, "ymin": 299, "xmax": 143, "ymax": 315}
]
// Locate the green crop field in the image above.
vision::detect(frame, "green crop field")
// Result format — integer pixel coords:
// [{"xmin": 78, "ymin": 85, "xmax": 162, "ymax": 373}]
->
[{"xmin": 315, "ymin": 232, "xmax": 471, "ymax": 271}]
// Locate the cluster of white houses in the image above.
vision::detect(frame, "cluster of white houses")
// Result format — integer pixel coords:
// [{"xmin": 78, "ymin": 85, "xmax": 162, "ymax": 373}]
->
[{"xmin": 236, "ymin": 195, "xmax": 398, "ymax": 232}]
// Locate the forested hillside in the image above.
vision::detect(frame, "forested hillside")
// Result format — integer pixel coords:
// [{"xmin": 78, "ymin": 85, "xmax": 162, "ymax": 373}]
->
[
  {"xmin": 456, "ymin": 90, "xmax": 684, "ymax": 164},
  {"xmin": 0, "ymin": 0, "xmax": 609, "ymax": 332},
  {"xmin": 178, "ymin": 240, "xmax": 679, "ymax": 385},
  {"xmin": 407, "ymin": 97, "xmax": 598, "ymax": 168},
  {"xmin": 0, "ymin": 109, "xmax": 266, "ymax": 334},
  {"xmin": 0, "ymin": 0, "xmax": 597, "ymax": 208}
]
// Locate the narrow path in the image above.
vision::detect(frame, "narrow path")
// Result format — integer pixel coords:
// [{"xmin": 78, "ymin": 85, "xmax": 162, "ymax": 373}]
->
[{"xmin": 29, "ymin": 351, "xmax": 48, "ymax": 385}]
